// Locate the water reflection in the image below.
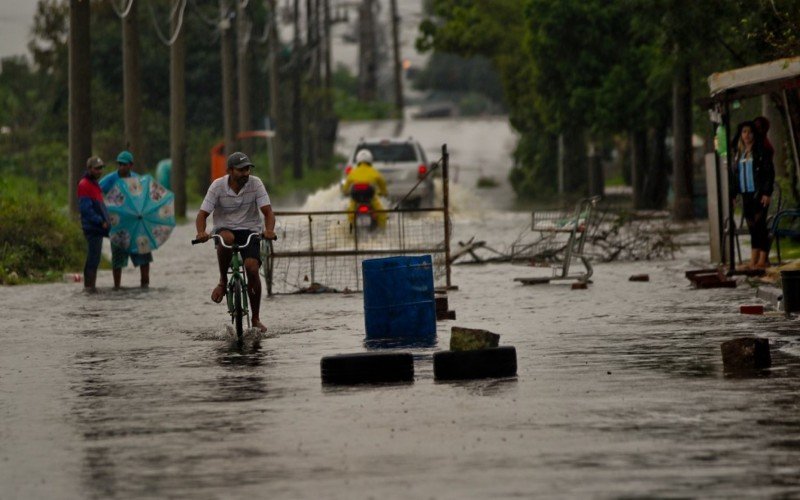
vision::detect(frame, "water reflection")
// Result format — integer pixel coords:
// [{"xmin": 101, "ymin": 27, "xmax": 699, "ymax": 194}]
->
[
  {"xmin": 363, "ymin": 337, "xmax": 438, "ymax": 349},
  {"xmin": 216, "ymin": 340, "xmax": 264, "ymax": 368},
  {"xmin": 71, "ymin": 351, "xmax": 121, "ymax": 498},
  {"xmin": 435, "ymin": 376, "xmax": 518, "ymax": 395},
  {"xmin": 69, "ymin": 342, "xmax": 275, "ymax": 497}
]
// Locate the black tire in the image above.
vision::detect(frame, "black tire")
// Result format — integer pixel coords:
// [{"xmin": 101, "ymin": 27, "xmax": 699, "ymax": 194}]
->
[
  {"xmin": 233, "ymin": 280, "xmax": 244, "ymax": 340},
  {"xmin": 321, "ymin": 352, "xmax": 414, "ymax": 384},
  {"xmin": 433, "ymin": 346, "xmax": 517, "ymax": 381}
]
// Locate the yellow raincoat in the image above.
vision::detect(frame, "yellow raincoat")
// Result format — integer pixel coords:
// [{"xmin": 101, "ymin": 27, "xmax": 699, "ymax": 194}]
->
[{"xmin": 342, "ymin": 162, "xmax": 388, "ymax": 227}]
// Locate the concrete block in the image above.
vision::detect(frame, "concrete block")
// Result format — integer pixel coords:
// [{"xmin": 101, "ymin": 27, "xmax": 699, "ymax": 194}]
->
[
  {"xmin": 450, "ymin": 326, "xmax": 499, "ymax": 351},
  {"xmin": 721, "ymin": 337, "xmax": 771, "ymax": 371}
]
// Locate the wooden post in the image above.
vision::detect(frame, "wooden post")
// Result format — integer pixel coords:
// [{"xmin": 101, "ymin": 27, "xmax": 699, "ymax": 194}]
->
[
  {"xmin": 236, "ymin": 0, "xmax": 252, "ymax": 151},
  {"xmin": 358, "ymin": 0, "xmax": 376, "ymax": 101},
  {"xmin": 442, "ymin": 144, "xmax": 452, "ymax": 289},
  {"xmin": 268, "ymin": 0, "xmax": 282, "ymax": 181},
  {"xmin": 389, "ymin": 0, "xmax": 403, "ymax": 117},
  {"xmin": 724, "ymin": 104, "xmax": 736, "ymax": 275},
  {"xmin": 220, "ymin": 0, "xmax": 236, "ymax": 156},
  {"xmin": 170, "ymin": 0, "xmax": 187, "ymax": 218},
  {"xmin": 323, "ymin": 0, "xmax": 332, "ymax": 107},
  {"xmin": 291, "ymin": 0, "xmax": 303, "ymax": 179},
  {"xmin": 123, "ymin": 0, "xmax": 144, "ymax": 170},
  {"xmin": 68, "ymin": 0, "xmax": 92, "ymax": 216}
]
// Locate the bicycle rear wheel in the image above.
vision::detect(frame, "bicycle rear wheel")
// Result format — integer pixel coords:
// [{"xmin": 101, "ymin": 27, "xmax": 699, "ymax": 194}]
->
[{"xmin": 233, "ymin": 280, "xmax": 244, "ymax": 340}]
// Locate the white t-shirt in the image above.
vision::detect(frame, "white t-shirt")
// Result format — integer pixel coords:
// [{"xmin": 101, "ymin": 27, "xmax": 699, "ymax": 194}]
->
[{"xmin": 200, "ymin": 175, "xmax": 271, "ymax": 232}]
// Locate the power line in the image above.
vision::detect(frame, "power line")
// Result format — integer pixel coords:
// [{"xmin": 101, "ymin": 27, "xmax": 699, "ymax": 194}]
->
[
  {"xmin": 109, "ymin": 0, "xmax": 135, "ymax": 19},
  {"xmin": 148, "ymin": 0, "xmax": 189, "ymax": 47}
]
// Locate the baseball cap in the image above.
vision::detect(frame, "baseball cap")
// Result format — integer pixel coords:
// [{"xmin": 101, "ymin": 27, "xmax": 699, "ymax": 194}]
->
[
  {"xmin": 227, "ymin": 152, "xmax": 254, "ymax": 170},
  {"xmin": 116, "ymin": 150, "xmax": 134, "ymax": 164},
  {"xmin": 86, "ymin": 156, "xmax": 105, "ymax": 169}
]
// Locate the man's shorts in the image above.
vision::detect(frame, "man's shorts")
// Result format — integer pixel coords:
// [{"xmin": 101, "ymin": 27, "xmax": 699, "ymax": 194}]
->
[
  {"xmin": 111, "ymin": 244, "xmax": 153, "ymax": 269},
  {"xmin": 214, "ymin": 228, "xmax": 262, "ymax": 265}
]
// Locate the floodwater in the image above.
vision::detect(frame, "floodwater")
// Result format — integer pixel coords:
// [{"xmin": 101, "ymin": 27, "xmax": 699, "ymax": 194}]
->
[{"xmin": 4, "ymin": 195, "xmax": 800, "ymax": 499}]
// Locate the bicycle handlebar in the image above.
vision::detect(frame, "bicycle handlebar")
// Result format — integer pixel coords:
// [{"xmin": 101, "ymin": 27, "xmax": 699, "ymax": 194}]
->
[{"xmin": 191, "ymin": 232, "xmax": 277, "ymax": 247}]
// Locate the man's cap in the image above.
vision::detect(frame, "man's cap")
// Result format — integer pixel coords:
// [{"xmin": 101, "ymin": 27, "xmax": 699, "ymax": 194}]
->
[
  {"xmin": 116, "ymin": 150, "xmax": 134, "ymax": 165},
  {"xmin": 227, "ymin": 152, "xmax": 254, "ymax": 170},
  {"xmin": 86, "ymin": 156, "xmax": 105, "ymax": 169}
]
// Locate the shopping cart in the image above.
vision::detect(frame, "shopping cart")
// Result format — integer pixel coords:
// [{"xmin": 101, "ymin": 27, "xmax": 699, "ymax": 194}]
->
[{"xmin": 512, "ymin": 196, "xmax": 600, "ymax": 285}]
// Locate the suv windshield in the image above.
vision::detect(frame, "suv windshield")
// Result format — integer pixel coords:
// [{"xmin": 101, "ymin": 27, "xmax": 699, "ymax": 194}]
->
[{"xmin": 357, "ymin": 144, "xmax": 417, "ymax": 163}]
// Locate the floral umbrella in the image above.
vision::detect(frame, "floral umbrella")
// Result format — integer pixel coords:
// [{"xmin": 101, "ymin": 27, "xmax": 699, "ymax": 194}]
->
[{"xmin": 104, "ymin": 175, "xmax": 176, "ymax": 254}]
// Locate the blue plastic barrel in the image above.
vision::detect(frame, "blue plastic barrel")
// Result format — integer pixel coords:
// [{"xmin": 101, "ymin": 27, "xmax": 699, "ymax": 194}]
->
[{"xmin": 362, "ymin": 255, "xmax": 436, "ymax": 341}]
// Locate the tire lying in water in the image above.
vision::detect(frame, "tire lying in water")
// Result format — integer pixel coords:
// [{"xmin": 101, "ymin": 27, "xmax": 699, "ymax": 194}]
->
[
  {"xmin": 321, "ymin": 352, "xmax": 414, "ymax": 384},
  {"xmin": 433, "ymin": 346, "xmax": 517, "ymax": 380}
]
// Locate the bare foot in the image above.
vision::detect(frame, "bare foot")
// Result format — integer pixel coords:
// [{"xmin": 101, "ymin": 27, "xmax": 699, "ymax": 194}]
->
[
  {"xmin": 252, "ymin": 318, "xmax": 268, "ymax": 333},
  {"xmin": 211, "ymin": 283, "xmax": 225, "ymax": 303}
]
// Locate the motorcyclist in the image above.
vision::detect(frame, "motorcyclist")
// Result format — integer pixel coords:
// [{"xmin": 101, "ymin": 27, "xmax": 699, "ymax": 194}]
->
[{"xmin": 342, "ymin": 150, "xmax": 388, "ymax": 228}]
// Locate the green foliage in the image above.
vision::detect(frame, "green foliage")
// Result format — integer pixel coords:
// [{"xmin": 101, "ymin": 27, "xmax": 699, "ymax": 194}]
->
[
  {"xmin": 412, "ymin": 52, "xmax": 506, "ymax": 107},
  {"xmin": 419, "ymin": 0, "xmax": 800, "ymax": 201},
  {"xmin": 267, "ymin": 163, "xmax": 342, "ymax": 200},
  {"xmin": 0, "ymin": 177, "xmax": 85, "ymax": 284},
  {"xmin": 0, "ymin": 139, "xmax": 70, "ymax": 204},
  {"xmin": 332, "ymin": 65, "xmax": 395, "ymax": 120}
]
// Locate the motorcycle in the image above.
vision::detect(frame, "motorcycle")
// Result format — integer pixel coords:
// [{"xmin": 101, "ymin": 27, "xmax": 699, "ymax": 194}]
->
[{"xmin": 350, "ymin": 183, "xmax": 379, "ymax": 231}]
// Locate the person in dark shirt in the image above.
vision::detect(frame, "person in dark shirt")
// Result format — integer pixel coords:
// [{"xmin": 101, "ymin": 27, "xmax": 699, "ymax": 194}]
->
[{"xmin": 77, "ymin": 156, "xmax": 110, "ymax": 292}]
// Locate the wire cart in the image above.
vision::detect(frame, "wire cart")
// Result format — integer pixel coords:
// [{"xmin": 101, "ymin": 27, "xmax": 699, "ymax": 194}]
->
[{"xmin": 513, "ymin": 196, "xmax": 600, "ymax": 285}]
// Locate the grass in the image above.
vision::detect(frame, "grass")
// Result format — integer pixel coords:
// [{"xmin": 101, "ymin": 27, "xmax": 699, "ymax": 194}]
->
[
  {"xmin": 0, "ymin": 176, "xmax": 86, "ymax": 285},
  {"xmin": 774, "ymin": 237, "xmax": 800, "ymax": 261}
]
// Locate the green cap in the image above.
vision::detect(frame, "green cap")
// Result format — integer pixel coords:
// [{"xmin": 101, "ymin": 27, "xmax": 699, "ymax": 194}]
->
[{"xmin": 117, "ymin": 150, "xmax": 134, "ymax": 164}]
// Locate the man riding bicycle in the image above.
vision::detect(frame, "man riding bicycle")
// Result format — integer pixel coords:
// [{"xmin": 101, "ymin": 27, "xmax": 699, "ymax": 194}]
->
[
  {"xmin": 341, "ymin": 150, "xmax": 389, "ymax": 228},
  {"xmin": 195, "ymin": 152, "xmax": 276, "ymax": 333}
]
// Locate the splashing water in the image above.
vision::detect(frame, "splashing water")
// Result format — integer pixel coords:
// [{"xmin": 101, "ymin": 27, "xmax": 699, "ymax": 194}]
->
[{"xmin": 296, "ymin": 179, "xmax": 488, "ymax": 219}]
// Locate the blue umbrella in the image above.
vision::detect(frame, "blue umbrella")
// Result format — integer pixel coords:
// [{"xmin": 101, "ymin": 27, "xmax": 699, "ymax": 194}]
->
[{"xmin": 104, "ymin": 175, "xmax": 176, "ymax": 254}]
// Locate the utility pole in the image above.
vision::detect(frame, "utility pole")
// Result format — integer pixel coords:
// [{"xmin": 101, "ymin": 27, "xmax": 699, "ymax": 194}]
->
[
  {"xmin": 220, "ymin": 0, "xmax": 236, "ymax": 156},
  {"xmin": 323, "ymin": 0, "xmax": 332, "ymax": 104},
  {"xmin": 358, "ymin": 0, "xmax": 376, "ymax": 101},
  {"xmin": 389, "ymin": 0, "xmax": 403, "ymax": 117},
  {"xmin": 304, "ymin": 0, "xmax": 317, "ymax": 170},
  {"xmin": 267, "ymin": 0, "xmax": 282, "ymax": 181},
  {"xmin": 170, "ymin": 0, "xmax": 187, "ymax": 218},
  {"xmin": 291, "ymin": 0, "xmax": 303, "ymax": 179},
  {"xmin": 123, "ymin": 0, "xmax": 144, "ymax": 170},
  {"xmin": 236, "ymin": 0, "xmax": 252, "ymax": 151},
  {"xmin": 69, "ymin": 0, "xmax": 91, "ymax": 216}
]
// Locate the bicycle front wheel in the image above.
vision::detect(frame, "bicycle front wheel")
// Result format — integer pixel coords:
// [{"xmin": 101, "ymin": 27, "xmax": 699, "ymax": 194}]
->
[{"xmin": 233, "ymin": 280, "xmax": 244, "ymax": 340}]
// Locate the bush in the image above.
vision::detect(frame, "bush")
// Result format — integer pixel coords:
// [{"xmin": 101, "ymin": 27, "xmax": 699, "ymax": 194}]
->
[{"xmin": 0, "ymin": 177, "xmax": 85, "ymax": 284}]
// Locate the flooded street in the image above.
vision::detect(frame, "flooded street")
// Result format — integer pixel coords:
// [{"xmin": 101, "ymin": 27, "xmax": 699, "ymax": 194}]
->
[{"xmin": 4, "ymin": 199, "xmax": 800, "ymax": 499}]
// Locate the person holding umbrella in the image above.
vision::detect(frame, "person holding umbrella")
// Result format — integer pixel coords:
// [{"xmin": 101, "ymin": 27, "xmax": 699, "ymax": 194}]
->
[
  {"xmin": 194, "ymin": 152, "xmax": 276, "ymax": 333},
  {"xmin": 78, "ymin": 156, "xmax": 110, "ymax": 293},
  {"xmin": 100, "ymin": 150, "xmax": 153, "ymax": 288}
]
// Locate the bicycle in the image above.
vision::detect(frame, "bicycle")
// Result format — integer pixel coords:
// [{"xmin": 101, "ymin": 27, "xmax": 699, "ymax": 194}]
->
[{"xmin": 192, "ymin": 232, "xmax": 264, "ymax": 341}]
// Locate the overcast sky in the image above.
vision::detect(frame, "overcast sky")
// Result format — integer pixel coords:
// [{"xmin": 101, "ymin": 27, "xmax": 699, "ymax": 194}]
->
[{"xmin": 0, "ymin": 1, "xmax": 37, "ymax": 60}]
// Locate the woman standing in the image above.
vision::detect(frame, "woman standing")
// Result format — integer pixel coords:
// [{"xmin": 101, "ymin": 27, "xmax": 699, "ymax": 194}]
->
[{"xmin": 732, "ymin": 120, "xmax": 775, "ymax": 269}]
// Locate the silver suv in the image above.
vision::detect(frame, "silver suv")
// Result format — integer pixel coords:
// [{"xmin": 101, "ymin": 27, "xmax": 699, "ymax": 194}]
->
[{"xmin": 343, "ymin": 138, "xmax": 434, "ymax": 208}]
